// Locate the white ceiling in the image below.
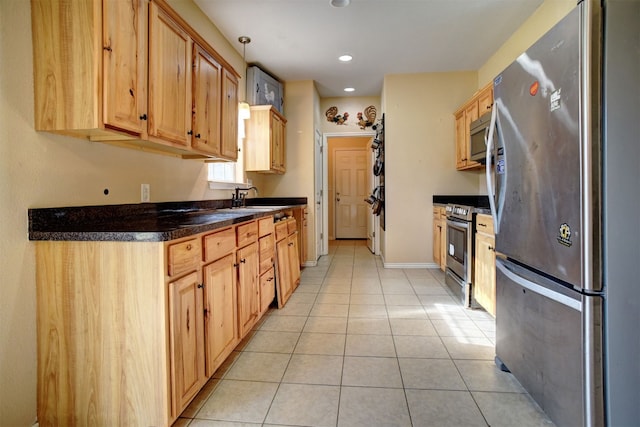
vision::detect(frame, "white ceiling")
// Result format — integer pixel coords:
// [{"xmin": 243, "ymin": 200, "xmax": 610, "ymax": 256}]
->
[{"xmin": 194, "ymin": 0, "xmax": 544, "ymax": 98}]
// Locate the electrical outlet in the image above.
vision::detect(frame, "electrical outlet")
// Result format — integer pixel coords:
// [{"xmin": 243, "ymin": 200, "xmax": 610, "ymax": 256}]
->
[{"xmin": 141, "ymin": 184, "xmax": 150, "ymax": 203}]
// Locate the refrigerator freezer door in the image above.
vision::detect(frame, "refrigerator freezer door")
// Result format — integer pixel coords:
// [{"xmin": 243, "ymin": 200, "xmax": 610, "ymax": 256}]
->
[
  {"xmin": 495, "ymin": 257, "xmax": 588, "ymax": 427},
  {"xmin": 493, "ymin": 6, "xmax": 584, "ymax": 288}
]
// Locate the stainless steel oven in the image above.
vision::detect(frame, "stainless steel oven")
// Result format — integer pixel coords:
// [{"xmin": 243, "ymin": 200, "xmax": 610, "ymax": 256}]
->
[{"xmin": 445, "ymin": 204, "xmax": 475, "ymax": 307}]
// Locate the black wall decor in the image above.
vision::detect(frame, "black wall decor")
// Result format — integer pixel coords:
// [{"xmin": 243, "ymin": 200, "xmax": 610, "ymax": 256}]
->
[{"xmin": 366, "ymin": 114, "xmax": 385, "ymax": 230}]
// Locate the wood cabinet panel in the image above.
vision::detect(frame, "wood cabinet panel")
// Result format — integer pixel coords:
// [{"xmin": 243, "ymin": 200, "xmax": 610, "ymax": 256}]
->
[
  {"xmin": 168, "ymin": 238, "xmax": 201, "ymax": 277},
  {"xmin": 454, "ymin": 82, "xmax": 493, "ymax": 170},
  {"xmin": 203, "ymin": 253, "xmax": 237, "ymax": 377},
  {"xmin": 169, "ymin": 271, "xmax": 206, "ymax": 415},
  {"xmin": 260, "ymin": 267, "xmax": 276, "ymax": 315},
  {"xmin": 245, "ymin": 105, "xmax": 287, "ymax": 173},
  {"xmin": 148, "ymin": 3, "xmax": 192, "ymax": 147},
  {"xmin": 237, "ymin": 242, "xmax": 260, "ymax": 338},
  {"xmin": 203, "ymin": 227, "xmax": 235, "ymax": 263},
  {"xmin": 237, "ymin": 221, "xmax": 258, "ymax": 248},
  {"xmin": 474, "ymin": 214, "xmax": 496, "ymax": 316},
  {"xmin": 220, "ymin": 69, "xmax": 239, "ymax": 160},
  {"xmin": 258, "ymin": 216, "xmax": 275, "ymax": 237},
  {"xmin": 192, "ymin": 44, "xmax": 222, "ymax": 156},
  {"xmin": 259, "ymin": 234, "xmax": 275, "ymax": 274},
  {"xmin": 35, "ymin": 241, "xmax": 169, "ymax": 426},
  {"xmin": 103, "ymin": 0, "xmax": 148, "ymax": 136}
]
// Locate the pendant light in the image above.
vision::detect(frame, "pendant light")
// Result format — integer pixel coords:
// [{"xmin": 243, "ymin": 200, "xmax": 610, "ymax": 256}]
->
[{"xmin": 238, "ymin": 36, "xmax": 251, "ymax": 120}]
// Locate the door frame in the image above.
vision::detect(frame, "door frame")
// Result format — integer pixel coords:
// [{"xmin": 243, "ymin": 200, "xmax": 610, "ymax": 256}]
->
[{"xmin": 321, "ymin": 131, "xmax": 378, "ymax": 254}]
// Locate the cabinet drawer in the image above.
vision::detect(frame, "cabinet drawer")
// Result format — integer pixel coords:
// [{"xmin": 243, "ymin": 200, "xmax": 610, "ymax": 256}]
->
[
  {"xmin": 476, "ymin": 214, "xmax": 494, "ymax": 235},
  {"xmin": 260, "ymin": 267, "xmax": 276, "ymax": 313},
  {"xmin": 258, "ymin": 216, "xmax": 274, "ymax": 237},
  {"xmin": 167, "ymin": 238, "xmax": 201, "ymax": 277},
  {"xmin": 237, "ymin": 220, "xmax": 258, "ymax": 248},
  {"xmin": 203, "ymin": 227, "xmax": 235, "ymax": 263},
  {"xmin": 259, "ymin": 234, "xmax": 275, "ymax": 274},
  {"xmin": 275, "ymin": 221, "xmax": 288, "ymax": 241},
  {"xmin": 286, "ymin": 218, "xmax": 297, "ymax": 235}
]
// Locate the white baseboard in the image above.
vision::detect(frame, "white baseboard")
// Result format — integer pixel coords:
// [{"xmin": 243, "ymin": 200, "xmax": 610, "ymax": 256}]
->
[{"xmin": 303, "ymin": 260, "xmax": 317, "ymax": 267}]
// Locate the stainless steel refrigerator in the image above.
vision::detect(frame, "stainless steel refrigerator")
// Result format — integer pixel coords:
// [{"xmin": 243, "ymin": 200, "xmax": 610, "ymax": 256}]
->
[{"xmin": 485, "ymin": 0, "xmax": 640, "ymax": 426}]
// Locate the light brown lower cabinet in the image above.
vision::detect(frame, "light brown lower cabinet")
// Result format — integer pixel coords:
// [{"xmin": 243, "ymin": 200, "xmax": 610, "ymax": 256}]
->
[
  {"xmin": 432, "ymin": 206, "xmax": 446, "ymax": 271},
  {"xmin": 169, "ymin": 271, "xmax": 206, "ymax": 414},
  {"xmin": 237, "ymin": 242, "xmax": 260, "ymax": 338},
  {"xmin": 275, "ymin": 218, "xmax": 301, "ymax": 307},
  {"xmin": 34, "ymin": 216, "xmax": 278, "ymax": 426},
  {"xmin": 202, "ymin": 253, "xmax": 237, "ymax": 378},
  {"xmin": 474, "ymin": 214, "xmax": 496, "ymax": 316}
]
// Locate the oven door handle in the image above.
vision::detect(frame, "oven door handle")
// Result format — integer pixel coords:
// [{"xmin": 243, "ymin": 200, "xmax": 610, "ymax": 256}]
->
[{"xmin": 446, "ymin": 218, "xmax": 470, "ymax": 230}]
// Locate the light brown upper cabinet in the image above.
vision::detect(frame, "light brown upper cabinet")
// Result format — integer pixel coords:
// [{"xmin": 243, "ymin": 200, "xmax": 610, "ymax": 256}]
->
[
  {"xmin": 31, "ymin": 0, "xmax": 240, "ymax": 160},
  {"xmin": 453, "ymin": 83, "xmax": 493, "ymax": 170},
  {"xmin": 220, "ymin": 69, "xmax": 239, "ymax": 161},
  {"xmin": 244, "ymin": 105, "xmax": 287, "ymax": 173},
  {"xmin": 148, "ymin": 2, "xmax": 193, "ymax": 149}
]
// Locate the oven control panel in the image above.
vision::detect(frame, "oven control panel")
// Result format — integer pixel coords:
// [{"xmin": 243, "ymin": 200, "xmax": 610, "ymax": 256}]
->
[{"xmin": 446, "ymin": 204, "xmax": 474, "ymax": 221}]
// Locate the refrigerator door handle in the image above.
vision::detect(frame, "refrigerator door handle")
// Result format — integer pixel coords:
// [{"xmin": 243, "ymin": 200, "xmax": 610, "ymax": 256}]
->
[
  {"xmin": 486, "ymin": 102, "xmax": 499, "ymax": 233},
  {"xmin": 496, "ymin": 258, "xmax": 582, "ymax": 311}
]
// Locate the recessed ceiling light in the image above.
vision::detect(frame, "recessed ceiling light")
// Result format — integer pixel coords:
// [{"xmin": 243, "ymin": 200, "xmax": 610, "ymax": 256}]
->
[
  {"xmin": 330, "ymin": 0, "xmax": 350, "ymax": 7},
  {"xmin": 344, "ymin": 87, "xmax": 355, "ymax": 92},
  {"xmin": 338, "ymin": 54, "xmax": 353, "ymax": 62}
]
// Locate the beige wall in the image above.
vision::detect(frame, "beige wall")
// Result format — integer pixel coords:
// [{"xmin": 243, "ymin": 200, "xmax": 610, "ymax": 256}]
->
[
  {"xmin": 478, "ymin": 0, "xmax": 576, "ymax": 88},
  {"xmin": 0, "ymin": 1, "xmax": 243, "ymax": 425},
  {"xmin": 476, "ymin": 0, "xmax": 575, "ymax": 193},
  {"xmin": 381, "ymin": 72, "xmax": 480, "ymax": 266}
]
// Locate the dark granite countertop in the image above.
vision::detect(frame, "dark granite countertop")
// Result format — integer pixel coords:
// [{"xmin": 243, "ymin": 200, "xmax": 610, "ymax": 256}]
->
[
  {"xmin": 29, "ymin": 197, "xmax": 307, "ymax": 242},
  {"xmin": 432, "ymin": 195, "xmax": 490, "ymax": 209}
]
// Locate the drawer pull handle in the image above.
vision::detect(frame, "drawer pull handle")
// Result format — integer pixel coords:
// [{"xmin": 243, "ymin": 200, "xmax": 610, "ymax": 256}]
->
[{"xmin": 478, "ymin": 223, "xmax": 487, "ymax": 227}]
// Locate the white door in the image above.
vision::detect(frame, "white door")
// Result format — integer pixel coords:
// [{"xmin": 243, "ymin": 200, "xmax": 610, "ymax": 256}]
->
[
  {"xmin": 314, "ymin": 129, "xmax": 324, "ymax": 258},
  {"xmin": 335, "ymin": 149, "xmax": 368, "ymax": 239}
]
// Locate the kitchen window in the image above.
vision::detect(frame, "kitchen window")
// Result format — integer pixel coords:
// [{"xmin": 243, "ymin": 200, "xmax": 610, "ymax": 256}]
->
[{"xmin": 208, "ymin": 113, "xmax": 247, "ymax": 188}]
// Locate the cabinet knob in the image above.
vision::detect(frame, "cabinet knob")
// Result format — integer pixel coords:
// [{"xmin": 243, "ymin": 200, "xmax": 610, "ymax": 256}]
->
[
  {"xmin": 186, "ymin": 244, "xmax": 192, "ymax": 250},
  {"xmin": 197, "ymin": 283, "xmax": 204, "ymax": 289},
  {"xmin": 187, "ymin": 130, "xmax": 193, "ymax": 135},
  {"xmin": 233, "ymin": 263, "xmax": 239, "ymax": 268},
  {"xmin": 140, "ymin": 113, "xmax": 147, "ymax": 120},
  {"xmin": 240, "ymin": 258, "xmax": 246, "ymax": 263},
  {"xmin": 195, "ymin": 133, "xmax": 201, "ymax": 139},
  {"xmin": 488, "ymin": 246, "xmax": 494, "ymax": 251}
]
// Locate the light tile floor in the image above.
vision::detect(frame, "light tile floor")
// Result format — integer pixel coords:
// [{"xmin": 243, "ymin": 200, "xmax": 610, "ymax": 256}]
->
[{"xmin": 175, "ymin": 240, "xmax": 555, "ymax": 427}]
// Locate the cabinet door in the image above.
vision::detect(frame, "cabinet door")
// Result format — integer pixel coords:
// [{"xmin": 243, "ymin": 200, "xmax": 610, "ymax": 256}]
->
[
  {"xmin": 237, "ymin": 243, "xmax": 259, "ymax": 338},
  {"xmin": 192, "ymin": 44, "xmax": 222, "ymax": 156},
  {"xmin": 477, "ymin": 85, "xmax": 494, "ymax": 113},
  {"xmin": 271, "ymin": 112, "xmax": 285, "ymax": 172},
  {"xmin": 260, "ymin": 267, "xmax": 276, "ymax": 315},
  {"xmin": 454, "ymin": 111, "xmax": 467, "ymax": 169},
  {"xmin": 288, "ymin": 233, "xmax": 301, "ymax": 290},
  {"xmin": 102, "ymin": 0, "xmax": 147, "ymax": 136},
  {"xmin": 203, "ymin": 253, "xmax": 237, "ymax": 377},
  {"xmin": 220, "ymin": 69, "xmax": 239, "ymax": 160},
  {"xmin": 462, "ymin": 102, "xmax": 480, "ymax": 169},
  {"xmin": 474, "ymin": 233, "xmax": 496, "ymax": 316},
  {"xmin": 149, "ymin": 3, "xmax": 192, "ymax": 147},
  {"xmin": 276, "ymin": 237, "xmax": 292, "ymax": 307},
  {"xmin": 169, "ymin": 271, "xmax": 205, "ymax": 415},
  {"xmin": 433, "ymin": 213, "xmax": 442, "ymax": 267}
]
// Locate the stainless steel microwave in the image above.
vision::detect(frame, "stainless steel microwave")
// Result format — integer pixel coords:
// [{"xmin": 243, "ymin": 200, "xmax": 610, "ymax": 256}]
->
[{"xmin": 469, "ymin": 111, "xmax": 493, "ymax": 163}]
